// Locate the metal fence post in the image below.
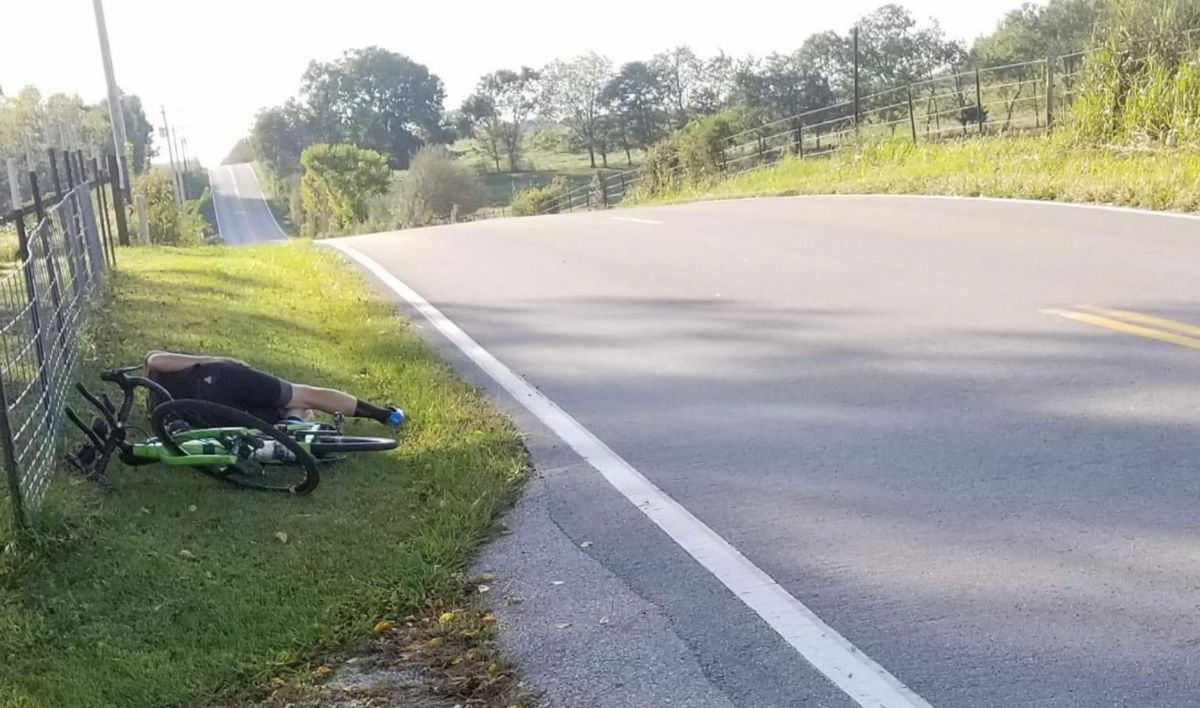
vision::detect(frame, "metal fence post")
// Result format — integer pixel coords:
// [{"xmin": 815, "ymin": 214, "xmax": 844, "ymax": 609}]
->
[
  {"xmin": 907, "ymin": 85, "xmax": 918, "ymax": 144},
  {"xmin": 797, "ymin": 122, "xmax": 805, "ymax": 158},
  {"xmin": 599, "ymin": 172, "xmax": 608, "ymax": 208},
  {"xmin": 107, "ymin": 154, "xmax": 130, "ymax": 246},
  {"xmin": 63, "ymin": 150, "xmax": 75, "ymax": 189},
  {"xmin": 1045, "ymin": 56, "xmax": 1055, "ymax": 130},
  {"xmin": 0, "ymin": 365, "xmax": 27, "ymax": 530},
  {"xmin": 853, "ymin": 26, "xmax": 861, "ymax": 136},
  {"xmin": 975, "ymin": 67, "xmax": 985, "ymax": 135},
  {"xmin": 93, "ymin": 158, "xmax": 116, "ymax": 268},
  {"xmin": 48, "ymin": 150, "xmax": 62, "ymax": 200}
]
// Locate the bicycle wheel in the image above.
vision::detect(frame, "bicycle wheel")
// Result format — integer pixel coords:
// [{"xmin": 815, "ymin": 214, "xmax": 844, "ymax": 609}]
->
[
  {"xmin": 301, "ymin": 434, "xmax": 398, "ymax": 454},
  {"xmin": 150, "ymin": 399, "xmax": 319, "ymax": 494}
]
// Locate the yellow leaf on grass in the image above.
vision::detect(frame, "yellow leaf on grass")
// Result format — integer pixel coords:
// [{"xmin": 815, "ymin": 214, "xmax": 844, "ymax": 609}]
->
[
  {"xmin": 274, "ymin": 532, "xmax": 289, "ymax": 544},
  {"xmin": 438, "ymin": 611, "xmax": 455, "ymax": 624},
  {"xmin": 481, "ymin": 614, "xmax": 496, "ymax": 624},
  {"xmin": 178, "ymin": 549, "xmax": 195, "ymax": 560},
  {"xmin": 313, "ymin": 665, "xmax": 333, "ymax": 678},
  {"xmin": 373, "ymin": 620, "xmax": 393, "ymax": 635}
]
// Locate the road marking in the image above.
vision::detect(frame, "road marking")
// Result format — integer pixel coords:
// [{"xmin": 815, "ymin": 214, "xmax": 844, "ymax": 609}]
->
[
  {"xmin": 237, "ymin": 163, "xmax": 289, "ymax": 240},
  {"xmin": 325, "ymin": 240, "xmax": 933, "ymax": 708},
  {"xmin": 681, "ymin": 193, "xmax": 1200, "ymax": 223},
  {"xmin": 1075, "ymin": 305, "xmax": 1200, "ymax": 339},
  {"xmin": 1043, "ymin": 308, "xmax": 1200, "ymax": 351},
  {"xmin": 611, "ymin": 216, "xmax": 664, "ymax": 224},
  {"xmin": 228, "ymin": 166, "xmax": 242, "ymax": 198}
]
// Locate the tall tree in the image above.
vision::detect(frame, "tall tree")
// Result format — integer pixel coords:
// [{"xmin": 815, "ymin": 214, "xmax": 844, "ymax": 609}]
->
[
  {"xmin": 461, "ymin": 67, "xmax": 539, "ymax": 172},
  {"xmin": 973, "ymin": 0, "xmax": 1103, "ymax": 64},
  {"xmin": 601, "ymin": 61, "xmax": 667, "ymax": 163},
  {"xmin": 736, "ymin": 53, "xmax": 837, "ymax": 120},
  {"xmin": 651, "ymin": 46, "xmax": 705, "ymax": 128},
  {"xmin": 541, "ymin": 53, "xmax": 613, "ymax": 168},
  {"xmin": 459, "ymin": 93, "xmax": 504, "ymax": 172},
  {"xmin": 251, "ymin": 99, "xmax": 314, "ymax": 176},
  {"xmin": 301, "ymin": 47, "xmax": 445, "ymax": 168}
]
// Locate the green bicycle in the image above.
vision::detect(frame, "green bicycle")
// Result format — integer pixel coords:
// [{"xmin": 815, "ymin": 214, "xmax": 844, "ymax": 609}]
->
[{"xmin": 65, "ymin": 365, "xmax": 398, "ymax": 494}]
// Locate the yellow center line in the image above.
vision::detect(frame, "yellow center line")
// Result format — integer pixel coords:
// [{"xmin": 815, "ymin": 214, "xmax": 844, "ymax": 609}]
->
[
  {"xmin": 1073, "ymin": 305, "xmax": 1200, "ymax": 338},
  {"xmin": 1041, "ymin": 308, "xmax": 1200, "ymax": 351}
]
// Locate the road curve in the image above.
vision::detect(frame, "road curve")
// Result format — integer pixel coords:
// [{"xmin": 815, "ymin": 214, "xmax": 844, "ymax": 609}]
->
[
  {"xmin": 337, "ymin": 196, "xmax": 1200, "ymax": 708},
  {"xmin": 209, "ymin": 163, "xmax": 287, "ymax": 245}
]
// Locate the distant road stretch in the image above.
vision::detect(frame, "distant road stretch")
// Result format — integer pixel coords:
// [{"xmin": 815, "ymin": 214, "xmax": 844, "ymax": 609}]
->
[{"xmin": 209, "ymin": 163, "xmax": 287, "ymax": 245}]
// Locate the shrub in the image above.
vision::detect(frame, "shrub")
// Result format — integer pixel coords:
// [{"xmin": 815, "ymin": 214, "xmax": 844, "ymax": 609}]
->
[
  {"xmin": 639, "ymin": 111, "xmax": 739, "ymax": 197},
  {"xmin": 512, "ymin": 178, "xmax": 568, "ymax": 216},
  {"xmin": 394, "ymin": 146, "xmax": 485, "ymax": 227},
  {"xmin": 133, "ymin": 169, "xmax": 208, "ymax": 246},
  {"xmin": 299, "ymin": 144, "xmax": 391, "ymax": 237}
]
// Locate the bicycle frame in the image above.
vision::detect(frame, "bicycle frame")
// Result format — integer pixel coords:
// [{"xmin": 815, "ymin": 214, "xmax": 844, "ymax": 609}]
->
[{"xmin": 66, "ymin": 366, "xmax": 345, "ymax": 484}]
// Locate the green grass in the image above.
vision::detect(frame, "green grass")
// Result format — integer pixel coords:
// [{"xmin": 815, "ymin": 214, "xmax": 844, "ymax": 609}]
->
[
  {"xmin": 635, "ymin": 134, "xmax": 1200, "ymax": 213},
  {"xmin": 0, "ymin": 242, "xmax": 528, "ymax": 707}
]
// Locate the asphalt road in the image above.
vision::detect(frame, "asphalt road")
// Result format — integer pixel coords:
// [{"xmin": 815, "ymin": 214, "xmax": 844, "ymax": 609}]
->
[
  {"xmin": 337, "ymin": 196, "xmax": 1200, "ymax": 707},
  {"xmin": 209, "ymin": 163, "xmax": 287, "ymax": 245}
]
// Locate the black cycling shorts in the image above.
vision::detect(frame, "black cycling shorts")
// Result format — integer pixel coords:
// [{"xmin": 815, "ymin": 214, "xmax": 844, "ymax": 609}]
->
[{"xmin": 193, "ymin": 362, "xmax": 294, "ymax": 423}]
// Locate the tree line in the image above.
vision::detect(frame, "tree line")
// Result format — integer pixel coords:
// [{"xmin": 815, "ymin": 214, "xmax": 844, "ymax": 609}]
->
[
  {"xmin": 246, "ymin": 0, "xmax": 1101, "ymax": 184},
  {"xmin": 0, "ymin": 86, "xmax": 155, "ymax": 212}
]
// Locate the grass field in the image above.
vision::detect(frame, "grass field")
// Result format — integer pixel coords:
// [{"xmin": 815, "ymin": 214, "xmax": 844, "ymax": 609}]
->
[
  {"xmin": 634, "ymin": 134, "xmax": 1200, "ymax": 214},
  {"xmin": 0, "ymin": 243, "xmax": 529, "ymax": 707}
]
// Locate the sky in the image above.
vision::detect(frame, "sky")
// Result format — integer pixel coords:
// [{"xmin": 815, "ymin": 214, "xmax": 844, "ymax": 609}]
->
[{"xmin": 1, "ymin": 0, "xmax": 1023, "ymax": 167}]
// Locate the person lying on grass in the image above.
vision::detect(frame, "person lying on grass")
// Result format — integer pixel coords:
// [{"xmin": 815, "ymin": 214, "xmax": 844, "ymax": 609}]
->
[{"xmin": 144, "ymin": 351, "xmax": 405, "ymax": 427}]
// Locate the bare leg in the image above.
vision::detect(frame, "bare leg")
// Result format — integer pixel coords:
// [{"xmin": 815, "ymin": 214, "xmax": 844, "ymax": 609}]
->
[{"xmin": 285, "ymin": 384, "xmax": 357, "ymax": 416}]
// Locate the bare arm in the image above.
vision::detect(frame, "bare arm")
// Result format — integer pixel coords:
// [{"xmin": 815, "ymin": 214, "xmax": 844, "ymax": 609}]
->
[{"xmin": 144, "ymin": 351, "xmax": 247, "ymax": 373}]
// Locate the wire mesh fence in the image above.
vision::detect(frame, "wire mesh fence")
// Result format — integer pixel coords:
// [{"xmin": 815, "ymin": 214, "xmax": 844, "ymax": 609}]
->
[{"xmin": 0, "ymin": 163, "xmax": 115, "ymax": 529}]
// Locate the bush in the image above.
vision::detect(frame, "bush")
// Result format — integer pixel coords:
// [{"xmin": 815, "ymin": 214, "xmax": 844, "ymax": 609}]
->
[
  {"xmin": 640, "ymin": 111, "xmax": 739, "ymax": 197},
  {"xmin": 299, "ymin": 144, "xmax": 391, "ymax": 237},
  {"xmin": 512, "ymin": 178, "xmax": 568, "ymax": 216},
  {"xmin": 1071, "ymin": 0, "xmax": 1200, "ymax": 145},
  {"xmin": 393, "ymin": 146, "xmax": 485, "ymax": 227},
  {"xmin": 133, "ymin": 169, "xmax": 209, "ymax": 246}
]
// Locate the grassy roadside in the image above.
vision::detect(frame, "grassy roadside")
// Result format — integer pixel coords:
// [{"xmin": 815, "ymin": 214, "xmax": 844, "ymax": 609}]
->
[
  {"xmin": 250, "ymin": 162, "xmax": 298, "ymax": 236},
  {"xmin": 632, "ymin": 135, "xmax": 1200, "ymax": 214},
  {"xmin": 0, "ymin": 242, "xmax": 530, "ymax": 707}
]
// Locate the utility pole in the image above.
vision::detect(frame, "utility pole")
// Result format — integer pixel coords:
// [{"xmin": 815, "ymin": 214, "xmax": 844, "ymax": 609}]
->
[
  {"xmin": 853, "ymin": 26, "xmax": 861, "ymax": 138},
  {"xmin": 92, "ymin": 0, "xmax": 129, "ymax": 193},
  {"xmin": 160, "ymin": 106, "xmax": 182, "ymax": 203},
  {"xmin": 172, "ymin": 126, "xmax": 187, "ymax": 199}
]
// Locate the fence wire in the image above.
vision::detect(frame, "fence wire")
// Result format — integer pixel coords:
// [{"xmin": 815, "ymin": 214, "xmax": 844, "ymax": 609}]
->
[{"xmin": 0, "ymin": 184, "xmax": 107, "ymax": 525}]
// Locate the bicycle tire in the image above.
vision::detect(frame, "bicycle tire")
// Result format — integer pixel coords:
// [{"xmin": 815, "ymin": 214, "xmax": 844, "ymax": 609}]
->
[
  {"xmin": 302, "ymin": 434, "xmax": 398, "ymax": 454},
  {"xmin": 150, "ymin": 399, "xmax": 319, "ymax": 494}
]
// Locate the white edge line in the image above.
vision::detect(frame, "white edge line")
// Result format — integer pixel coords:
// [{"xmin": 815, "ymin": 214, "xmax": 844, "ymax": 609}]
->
[
  {"xmin": 611, "ymin": 216, "xmax": 664, "ymax": 225},
  {"xmin": 321, "ymin": 239, "xmax": 934, "ymax": 708},
  {"xmin": 208, "ymin": 167, "xmax": 226, "ymax": 243},
  {"xmin": 671, "ymin": 192, "xmax": 1200, "ymax": 222},
  {"xmin": 240, "ymin": 162, "xmax": 290, "ymax": 240}
]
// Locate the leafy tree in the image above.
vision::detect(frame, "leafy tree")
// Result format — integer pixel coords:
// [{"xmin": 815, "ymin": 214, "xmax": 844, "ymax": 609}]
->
[
  {"xmin": 735, "ymin": 53, "xmax": 836, "ymax": 120},
  {"xmin": 461, "ymin": 68, "xmax": 539, "ymax": 172},
  {"xmin": 299, "ymin": 143, "xmax": 391, "ymax": 237},
  {"xmin": 459, "ymin": 93, "xmax": 504, "ymax": 172},
  {"xmin": 393, "ymin": 145, "xmax": 484, "ymax": 227},
  {"xmin": 301, "ymin": 47, "xmax": 445, "ymax": 169},
  {"xmin": 251, "ymin": 100, "xmax": 314, "ymax": 176},
  {"xmin": 541, "ymin": 54, "xmax": 613, "ymax": 168},
  {"xmin": 693, "ymin": 52, "xmax": 740, "ymax": 113},
  {"xmin": 652, "ymin": 46, "xmax": 705, "ymax": 128},
  {"xmin": 601, "ymin": 61, "xmax": 667, "ymax": 163},
  {"xmin": 974, "ymin": 0, "xmax": 1102, "ymax": 65}
]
